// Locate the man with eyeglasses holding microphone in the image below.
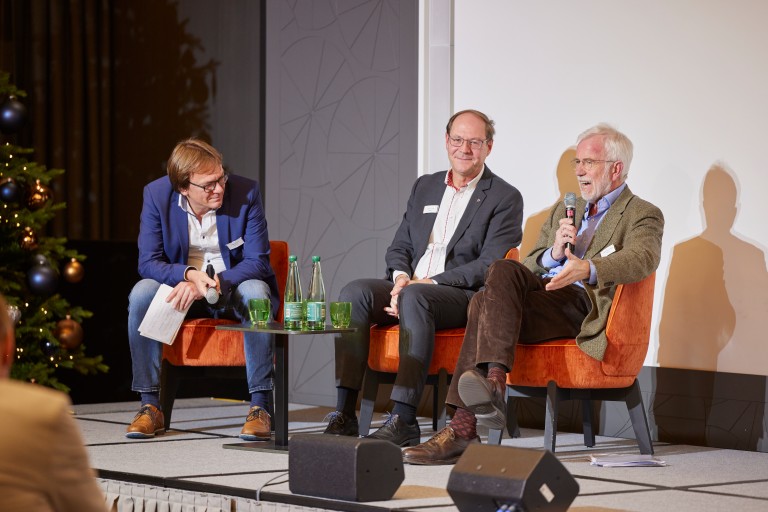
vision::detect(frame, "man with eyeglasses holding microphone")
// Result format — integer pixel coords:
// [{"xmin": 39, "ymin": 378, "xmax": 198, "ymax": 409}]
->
[
  {"xmin": 125, "ymin": 139, "xmax": 279, "ymax": 442},
  {"xmin": 324, "ymin": 110, "xmax": 523, "ymax": 447},
  {"xmin": 403, "ymin": 123, "xmax": 664, "ymax": 464}
]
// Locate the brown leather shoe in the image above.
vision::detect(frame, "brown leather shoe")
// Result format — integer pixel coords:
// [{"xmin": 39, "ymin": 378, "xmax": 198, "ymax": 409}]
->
[
  {"xmin": 126, "ymin": 404, "xmax": 165, "ymax": 439},
  {"xmin": 240, "ymin": 406, "xmax": 271, "ymax": 441},
  {"xmin": 458, "ymin": 369, "xmax": 507, "ymax": 430},
  {"xmin": 402, "ymin": 426, "xmax": 480, "ymax": 465}
]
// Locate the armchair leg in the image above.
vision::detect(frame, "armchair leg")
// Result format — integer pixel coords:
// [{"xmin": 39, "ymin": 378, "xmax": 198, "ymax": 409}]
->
[
  {"xmin": 582, "ymin": 398, "xmax": 596, "ymax": 448},
  {"xmin": 544, "ymin": 381, "xmax": 559, "ymax": 452},
  {"xmin": 434, "ymin": 368, "xmax": 449, "ymax": 431},
  {"xmin": 506, "ymin": 389, "xmax": 521, "ymax": 438},
  {"xmin": 160, "ymin": 360, "xmax": 181, "ymax": 431},
  {"xmin": 626, "ymin": 379, "xmax": 654, "ymax": 455},
  {"xmin": 359, "ymin": 368, "xmax": 379, "ymax": 436}
]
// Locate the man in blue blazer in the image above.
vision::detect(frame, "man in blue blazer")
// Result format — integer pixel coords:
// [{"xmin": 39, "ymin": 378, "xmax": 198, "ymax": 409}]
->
[
  {"xmin": 324, "ymin": 110, "xmax": 524, "ymax": 446},
  {"xmin": 126, "ymin": 139, "xmax": 279, "ymax": 441}
]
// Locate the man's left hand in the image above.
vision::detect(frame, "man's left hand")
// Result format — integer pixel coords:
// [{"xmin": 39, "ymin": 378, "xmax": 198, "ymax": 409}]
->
[{"xmin": 545, "ymin": 248, "xmax": 590, "ymax": 291}]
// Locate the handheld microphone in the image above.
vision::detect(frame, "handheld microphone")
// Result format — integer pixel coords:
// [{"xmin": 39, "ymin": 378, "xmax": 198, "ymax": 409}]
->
[
  {"xmin": 205, "ymin": 264, "xmax": 219, "ymax": 305},
  {"xmin": 564, "ymin": 192, "xmax": 577, "ymax": 253}
]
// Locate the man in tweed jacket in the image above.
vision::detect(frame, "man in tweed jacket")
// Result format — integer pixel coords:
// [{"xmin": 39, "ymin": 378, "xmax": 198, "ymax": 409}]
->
[{"xmin": 403, "ymin": 123, "xmax": 664, "ymax": 465}]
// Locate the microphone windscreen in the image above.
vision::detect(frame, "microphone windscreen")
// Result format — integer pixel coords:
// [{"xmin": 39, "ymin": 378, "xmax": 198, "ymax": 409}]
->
[
  {"xmin": 564, "ymin": 192, "xmax": 577, "ymax": 209},
  {"xmin": 205, "ymin": 287, "xmax": 219, "ymax": 305}
]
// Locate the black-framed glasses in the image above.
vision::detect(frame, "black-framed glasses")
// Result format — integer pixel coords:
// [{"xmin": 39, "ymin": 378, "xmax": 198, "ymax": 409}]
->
[
  {"xmin": 448, "ymin": 135, "xmax": 488, "ymax": 150},
  {"xmin": 188, "ymin": 173, "xmax": 229, "ymax": 193},
  {"xmin": 570, "ymin": 158, "xmax": 616, "ymax": 171}
]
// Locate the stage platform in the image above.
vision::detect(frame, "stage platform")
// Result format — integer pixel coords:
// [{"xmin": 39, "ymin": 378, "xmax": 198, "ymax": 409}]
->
[{"xmin": 76, "ymin": 397, "xmax": 768, "ymax": 511}]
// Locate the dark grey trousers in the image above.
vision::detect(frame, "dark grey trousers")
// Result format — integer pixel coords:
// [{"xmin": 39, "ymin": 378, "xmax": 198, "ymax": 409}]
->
[{"xmin": 335, "ymin": 278, "xmax": 472, "ymax": 406}]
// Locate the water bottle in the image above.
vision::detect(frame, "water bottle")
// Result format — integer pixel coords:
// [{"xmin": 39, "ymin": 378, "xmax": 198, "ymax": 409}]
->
[
  {"xmin": 305, "ymin": 255, "xmax": 326, "ymax": 330},
  {"xmin": 284, "ymin": 255, "xmax": 303, "ymax": 329}
]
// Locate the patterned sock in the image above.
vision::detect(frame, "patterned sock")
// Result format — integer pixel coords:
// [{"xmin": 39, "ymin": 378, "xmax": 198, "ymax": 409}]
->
[
  {"xmin": 140, "ymin": 392, "xmax": 160, "ymax": 410},
  {"xmin": 392, "ymin": 401, "xmax": 417, "ymax": 425},
  {"xmin": 336, "ymin": 387, "xmax": 359, "ymax": 418},
  {"xmin": 487, "ymin": 365, "xmax": 507, "ymax": 390},
  {"xmin": 249, "ymin": 391, "xmax": 269, "ymax": 410},
  {"xmin": 450, "ymin": 406, "xmax": 477, "ymax": 439}
]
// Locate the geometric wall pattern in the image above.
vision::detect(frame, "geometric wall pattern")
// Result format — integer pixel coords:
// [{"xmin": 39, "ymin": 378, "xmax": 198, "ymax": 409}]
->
[{"xmin": 264, "ymin": 0, "xmax": 418, "ymax": 406}]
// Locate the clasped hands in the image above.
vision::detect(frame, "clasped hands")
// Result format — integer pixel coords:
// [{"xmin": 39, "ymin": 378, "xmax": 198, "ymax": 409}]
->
[
  {"xmin": 546, "ymin": 218, "xmax": 590, "ymax": 291},
  {"xmin": 384, "ymin": 274, "xmax": 434, "ymax": 318},
  {"xmin": 166, "ymin": 269, "xmax": 220, "ymax": 311}
]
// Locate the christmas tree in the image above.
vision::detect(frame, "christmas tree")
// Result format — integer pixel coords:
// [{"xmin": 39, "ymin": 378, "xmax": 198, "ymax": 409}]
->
[{"xmin": 0, "ymin": 71, "xmax": 107, "ymax": 392}]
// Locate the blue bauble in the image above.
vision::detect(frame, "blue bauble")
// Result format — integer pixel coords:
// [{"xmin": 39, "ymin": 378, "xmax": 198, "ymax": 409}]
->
[
  {"xmin": 27, "ymin": 264, "xmax": 59, "ymax": 296},
  {"xmin": 0, "ymin": 178, "xmax": 21, "ymax": 203},
  {"xmin": 0, "ymin": 95, "xmax": 27, "ymax": 134}
]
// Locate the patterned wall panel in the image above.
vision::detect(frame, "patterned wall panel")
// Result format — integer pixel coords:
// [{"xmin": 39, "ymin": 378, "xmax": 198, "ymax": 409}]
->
[{"xmin": 265, "ymin": 0, "xmax": 418, "ymax": 406}]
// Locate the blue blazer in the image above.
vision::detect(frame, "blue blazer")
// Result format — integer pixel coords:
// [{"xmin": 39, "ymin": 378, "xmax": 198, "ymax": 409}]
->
[{"xmin": 137, "ymin": 174, "xmax": 279, "ymax": 313}]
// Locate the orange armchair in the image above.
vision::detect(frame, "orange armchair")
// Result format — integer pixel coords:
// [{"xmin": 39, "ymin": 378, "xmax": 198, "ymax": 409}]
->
[
  {"xmin": 488, "ymin": 272, "xmax": 656, "ymax": 454},
  {"xmin": 159, "ymin": 240, "xmax": 289, "ymax": 430},
  {"xmin": 359, "ymin": 248, "xmax": 519, "ymax": 435}
]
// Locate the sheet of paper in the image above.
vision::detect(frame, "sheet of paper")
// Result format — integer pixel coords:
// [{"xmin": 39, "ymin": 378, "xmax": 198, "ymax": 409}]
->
[
  {"xmin": 137, "ymin": 284, "xmax": 190, "ymax": 345},
  {"xmin": 589, "ymin": 453, "xmax": 667, "ymax": 467}
]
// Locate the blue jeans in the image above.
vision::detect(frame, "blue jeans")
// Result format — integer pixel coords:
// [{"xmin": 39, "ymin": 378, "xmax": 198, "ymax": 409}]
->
[{"xmin": 128, "ymin": 278, "xmax": 274, "ymax": 394}]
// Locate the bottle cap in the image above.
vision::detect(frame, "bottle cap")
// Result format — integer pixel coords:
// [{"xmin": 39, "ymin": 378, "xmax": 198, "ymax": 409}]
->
[
  {"xmin": 312, "ymin": 255, "xmax": 321, "ymax": 262},
  {"xmin": 289, "ymin": 255, "xmax": 297, "ymax": 262}
]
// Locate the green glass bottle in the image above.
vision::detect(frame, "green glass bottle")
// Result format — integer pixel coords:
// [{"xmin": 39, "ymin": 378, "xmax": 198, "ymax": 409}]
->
[
  {"xmin": 283, "ymin": 255, "xmax": 303, "ymax": 330},
  {"xmin": 305, "ymin": 255, "xmax": 326, "ymax": 330}
]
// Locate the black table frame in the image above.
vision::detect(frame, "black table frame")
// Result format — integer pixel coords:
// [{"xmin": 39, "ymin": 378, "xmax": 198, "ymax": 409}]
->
[{"xmin": 216, "ymin": 322, "xmax": 354, "ymax": 452}]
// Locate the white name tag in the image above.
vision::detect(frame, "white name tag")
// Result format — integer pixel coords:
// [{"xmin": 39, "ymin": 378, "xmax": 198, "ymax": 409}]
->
[
  {"xmin": 226, "ymin": 238, "xmax": 245, "ymax": 250},
  {"xmin": 600, "ymin": 244, "xmax": 616, "ymax": 257},
  {"xmin": 423, "ymin": 205, "xmax": 439, "ymax": 214}
]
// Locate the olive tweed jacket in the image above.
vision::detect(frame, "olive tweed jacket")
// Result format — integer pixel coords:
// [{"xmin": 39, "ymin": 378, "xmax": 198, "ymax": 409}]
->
[{"xmin": 523, "ymin": 186, "xmax": 664, "ymax": 360}]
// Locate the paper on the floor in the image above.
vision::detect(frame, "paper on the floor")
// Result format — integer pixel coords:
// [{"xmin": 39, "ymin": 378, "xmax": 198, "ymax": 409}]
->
[
  {"xmin": 138, "ymin": 284, "xmax": 190, "ymax": 344},
  {"xmin": 589, "ymin": 453, "xmax": 667, "ymax": 467}
]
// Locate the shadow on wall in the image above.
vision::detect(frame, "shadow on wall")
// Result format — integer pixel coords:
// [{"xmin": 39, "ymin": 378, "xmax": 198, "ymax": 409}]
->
[
  {"xmin": 655, "ymin": 164, "xmax": 768, "ymax": 449},
  {"xmin": 519, "ymin": 148, "xmax": 579, "ymax": 259},
  {"xmin": 111, "ymin": 0, "xmax": 218, "ymax": 241}
]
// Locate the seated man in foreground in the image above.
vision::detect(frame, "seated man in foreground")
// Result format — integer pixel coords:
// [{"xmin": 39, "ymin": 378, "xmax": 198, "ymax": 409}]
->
[{"xmin": 403, "ymin": 123, "xmax": 664, "ymax": 464}]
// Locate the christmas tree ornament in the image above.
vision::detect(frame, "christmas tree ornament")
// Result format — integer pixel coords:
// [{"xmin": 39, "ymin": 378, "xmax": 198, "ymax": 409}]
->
[
  {"xmin": 27, "ymin": 180, "xmax": 53, "ymax": 210},
  {"xmin": 40, "ymin": 339, "xmax": 58, "ymax": 357},
  {"xmin": 6, "ymin": 304, "xmax": 21, "ymax": 325},
  {"xmin": 0, "ymin": 95, "xmax": 27, "ymax": 134},
  {"xmin": 0, "ymin": 176, "xmax": 21, "ymax": 203},
  {"xmin": 29, "ymin": 253, "xmax": 48, "ymax": 267},
  {"xmin": 20, "ymin": 227, "xmax": 38, "ymax": 250},
  {"xmin": 63, "ymin": 258, "xmax": 85, "ymax": 283},
  {"xmin": 27, "ymin": 264, "xmax": 58, "ymax": 295},
  {"xmin": 54, "ymin": 315, "xmax": 84, "ymax": 350}
]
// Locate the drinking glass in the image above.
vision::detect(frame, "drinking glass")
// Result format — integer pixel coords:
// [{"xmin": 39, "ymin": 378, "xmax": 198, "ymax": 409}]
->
[
  {"xmin": 248, "ymin": 298, "xmax": 271, "ymax": 327},
  {"xmin": 330, "ymin": 301, "xmax": 352, "ymax": 328}
]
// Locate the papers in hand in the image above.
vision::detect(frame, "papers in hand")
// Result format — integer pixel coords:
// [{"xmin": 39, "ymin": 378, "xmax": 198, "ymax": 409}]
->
[
  {"xmin": 589, "ymin": 453, "xmax": 667, "ymax": 467},
  {"xmin": 137, "ymin": 284, "xmax": 190, "ymax": 345}
]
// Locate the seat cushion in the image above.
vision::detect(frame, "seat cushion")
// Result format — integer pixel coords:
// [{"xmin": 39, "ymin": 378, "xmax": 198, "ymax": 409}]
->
[
  {"xmin": 162, "ymin": 318, "xmax": 245, "ymax": 366},
  {"xmin": 507, "ymin": 338, "xmax": 636, "ymax": 389},
  {"xmin": 368, "ymin": 325, "xmax": 465, "ymax": 374}
]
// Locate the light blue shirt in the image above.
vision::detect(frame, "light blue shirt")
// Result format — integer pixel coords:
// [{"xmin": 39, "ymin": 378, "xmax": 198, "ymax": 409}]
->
[{"xmin": 539, "ymin": 183, "xmax": 627, "ymax": 287}]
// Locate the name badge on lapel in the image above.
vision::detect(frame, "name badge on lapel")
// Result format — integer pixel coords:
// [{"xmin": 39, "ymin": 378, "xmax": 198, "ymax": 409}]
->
[
  {"xmin": 600, "ymin": 244, "xmax": 617, "ymax": 258},
  {"xmin": 423, "ymin": 205, "xmax": 439, "ymax": 214},
  {"xmin": 226, "ymin": 238, "xmax": 244, "ymax": 250}
]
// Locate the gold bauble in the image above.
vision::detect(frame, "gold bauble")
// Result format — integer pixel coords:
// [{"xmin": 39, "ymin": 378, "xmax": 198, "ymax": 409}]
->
[
  {"xmin": 20, "ymin": 226, "xmax": 38, "ymax": 250},
  {"xmin": 28, "ymin": 180, "xmax": 53, "ymax": 210},
  {"xmin": 63, "ymin": 258, "xmax": 85, "ymax": 283},
  {"xmin": 54, "ymin": 315, "xmax": 84, "ymax": 350}
]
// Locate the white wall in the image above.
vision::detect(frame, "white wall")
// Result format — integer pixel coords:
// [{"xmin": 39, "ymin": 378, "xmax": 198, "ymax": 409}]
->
[{"xmin": 445, "ymin": 0, "xmax": 768, "ymax": 374}]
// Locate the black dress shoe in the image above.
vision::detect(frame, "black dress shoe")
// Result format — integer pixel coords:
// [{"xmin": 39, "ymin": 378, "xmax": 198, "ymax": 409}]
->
[
  {"xmin": 402, "ymin": 426, "xmax": 480, "ymax": 465},
  {"xmin": 323, "ymin": 411, "xmax": 359, "ymax": 436},
  {"xmin": 458, "ymin": 369, "xmax": 507, "ymax": 429},
  {"xmin": 364, "ymin": 414, "xmax": 420, "ymax": 447}
]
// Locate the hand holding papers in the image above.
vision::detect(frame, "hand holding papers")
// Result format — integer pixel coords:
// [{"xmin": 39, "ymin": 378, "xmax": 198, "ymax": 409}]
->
[{"xmin": 137, "ymin": 284, "xmax": 190, "ymax": 344}]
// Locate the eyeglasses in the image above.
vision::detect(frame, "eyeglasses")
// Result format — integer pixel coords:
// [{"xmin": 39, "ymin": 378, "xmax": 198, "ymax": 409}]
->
[
  {"xmin": 570, "ymin": 158, "xmax": 616, "ymax": 171},
  {"xmin": 188, "ymin": 173, "xmax": 229, "ymax": 193},
  {"xmin": 448, "ymin": 135, "xmax": 488, "ymax": 150}
]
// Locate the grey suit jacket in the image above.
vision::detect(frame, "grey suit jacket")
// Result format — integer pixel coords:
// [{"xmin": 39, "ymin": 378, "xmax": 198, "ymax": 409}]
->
[
  {"xmin": 524, "ymin": 185, "xmax": 664, "ymax": 360},
  {"xmin": 385, "ymin": 166, "xmax": 523, "ymax": 293}
]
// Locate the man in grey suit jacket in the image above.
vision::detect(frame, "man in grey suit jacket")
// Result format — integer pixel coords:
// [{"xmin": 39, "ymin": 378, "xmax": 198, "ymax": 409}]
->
[
  {"xmin": 324, "ymin": 110, "xmax": 524, "ymax": 446},
  {"xmin": 403, "ymin": 123, "xmax": 664, "ymax": 464}
]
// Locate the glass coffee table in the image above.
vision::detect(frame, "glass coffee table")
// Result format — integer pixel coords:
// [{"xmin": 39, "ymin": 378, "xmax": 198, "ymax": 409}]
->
[{"xmin": 216, "ymin": 322, "xmax": 355, "ymax": 452}]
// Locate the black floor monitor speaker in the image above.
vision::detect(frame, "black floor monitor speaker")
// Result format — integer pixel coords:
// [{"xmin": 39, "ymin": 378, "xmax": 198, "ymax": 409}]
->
[
  {"xmin": 447, "ymin": 444, "xmax": 579, "ymax": 512},
  {"xmin": 288, "ymin": 434, "xmax": 404, "ymax": 502}
]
